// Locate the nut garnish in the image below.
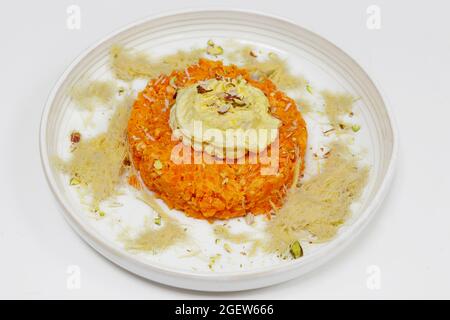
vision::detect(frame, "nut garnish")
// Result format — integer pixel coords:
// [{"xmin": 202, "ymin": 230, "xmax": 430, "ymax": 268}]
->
[
  {"xmin": 206, "ymin": 40, "xmax": 224, "ymax": 56},
  {"xmin": 123, "ymin": 157, "xmax": 131, "ymax": 166},
  {"xmin": 352, "ymin": 124, "xmax": 361, "ymax": 132},
  {"xmin": 69, "ymin": 177, "xmax": 81, "ymax": 186},
  {"xmin": 217, "ymin": 104, "xmax": 231, "ymax": 114},
  {"xmin": 153, "ymin": 159, "xmax": 163, "ymax": 170},
  {"xmin": 169, "ymin": 76, "xmax": 178, "ymax": 88},
  {"xmin": 224, "ymin": 92, "xmax": 246, "ymax": 107},
  {"xmin": 290, "ymin": 240, "xmax": 303, "ymax": 259},
  {"xmin": 70, "ymin": 131, "xmax": 81, "ymax": 143},
  {"xmin": 196, "ymin": 84, "xmax": 212, "ymax": 94}
]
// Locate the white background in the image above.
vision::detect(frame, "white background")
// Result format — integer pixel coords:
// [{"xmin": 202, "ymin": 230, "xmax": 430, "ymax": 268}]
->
[{"xmin": 1, "ymin": 0, "xmax": 449, "ymax": 299}]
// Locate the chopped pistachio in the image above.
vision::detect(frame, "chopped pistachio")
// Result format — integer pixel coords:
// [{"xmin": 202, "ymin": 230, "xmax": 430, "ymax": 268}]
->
[
  {"xmin": 206, "ymin": 40, "xmax": 224, "ymax": 56},
  {"xmin": 153, "ymin": 159, "xmax": 163, "ymax": 170},
  {"xmin": 154, "ymin": 215, "xmax": 161, "ymax": 225},
  {"xmin": 208, "ymin": 46, "xmax": 224, "ymax": 56},
  {"xmin": 290, "ymin": 240, "xmax": 303, "ymax": 259},
  {"xmin": 306, "ymin": 84, "xmax": 313, "ymax": 94},
  {"xmin": 93, "ymin": 208, "xmax": 105, "ymax": 217},
  {"xmin": 169, "ymin": 76, "xmax": 177, "ymax": 88},
  {"xmin": 208, "ymin": 254, "xmax": 221, "ymax": 270},
  {"xmin": 69, "ymin": 177, "xmax": 81, "ymax": 186},
  {"xmin": 352, "ymin": 124, "xmax": 361, "ymax": 132}
]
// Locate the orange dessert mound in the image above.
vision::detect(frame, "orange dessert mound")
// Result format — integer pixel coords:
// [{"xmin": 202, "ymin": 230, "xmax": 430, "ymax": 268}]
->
[{"xmin": 127, "ymin": 59, "xmax": 307, "ymax": 220}]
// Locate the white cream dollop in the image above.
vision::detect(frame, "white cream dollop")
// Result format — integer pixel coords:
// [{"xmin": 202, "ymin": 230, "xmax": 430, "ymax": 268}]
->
[{"xmin": 169, "ymin": 78, "xmax": 280, "ymax": 158}]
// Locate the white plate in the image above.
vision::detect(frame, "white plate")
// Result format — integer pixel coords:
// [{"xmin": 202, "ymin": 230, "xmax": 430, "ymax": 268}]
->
[{"xmin": 40, "ymin": 9, "xmax": 398, "ymax": 292}]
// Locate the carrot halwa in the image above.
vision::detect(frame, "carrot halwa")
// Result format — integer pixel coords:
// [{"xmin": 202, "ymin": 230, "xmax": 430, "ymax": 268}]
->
[{"xmin": 127, "ymin": 59, "xmax": 307, "ymax": 220}]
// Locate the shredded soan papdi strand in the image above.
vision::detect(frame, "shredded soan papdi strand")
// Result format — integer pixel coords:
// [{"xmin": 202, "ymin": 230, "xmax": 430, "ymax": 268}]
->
[
  {"xmin": 118, "ymin": 184, "xmax": 187, "ymax": 253},
  {"xmin": 55, "ymin": 97, "xmax": 133, "ymax": 208},
  {"xmin": 322, "ymin": 90, "xmax": 355, "ymax": 128},
  {"xmin": 119, "ymin": 215, "xmax": 186, "ymax": 253},
  {"xmin": 213, "ymin": 225, "xmax": 253, "ymax": 244},
  {"xmin": 137, "ymin": 189, "xmax": 173, "ymax": 221},
  {"xmin": 110, "ymin": 44, "xmax": 206, "ymax": 81},
  {"xmin": 70, "ymin": 80, "xmax": 117, "ymax": 110},
  {"xmin": 264, "ymin": 141, "xmax": 369, "ymax": 255},
  {"xmin": 226, "ymin": 45, "xmax": 306, "ymax": 90}
]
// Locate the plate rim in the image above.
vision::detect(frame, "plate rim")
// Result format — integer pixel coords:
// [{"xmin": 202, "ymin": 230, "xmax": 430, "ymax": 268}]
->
[{"xmin": 39, "ymin": 8, "xmax": 399, "ymax": 291}]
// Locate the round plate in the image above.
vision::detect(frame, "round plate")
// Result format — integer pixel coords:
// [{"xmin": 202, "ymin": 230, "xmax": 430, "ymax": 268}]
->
[{"xmin": 40, "ymin": 9, "xmax": 398, "ymax": 291}]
